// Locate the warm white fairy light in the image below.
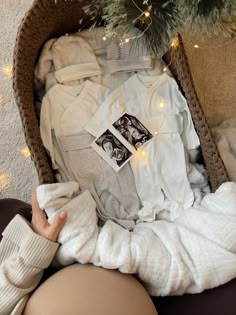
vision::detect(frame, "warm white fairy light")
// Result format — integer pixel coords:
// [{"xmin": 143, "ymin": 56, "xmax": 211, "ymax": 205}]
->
[
  {"xmin": 1, "ymin": 65, "xmax": 13, "ymax": 76},
  {"xmin": 137, "ymin": 146, "xmax": 147, "ymax": 156},
  {"xmin": 0, "ymin": 173, "xmax": 10, "ymax": 191},
  {"xmin": 171, "ymin": 37, "xmax": 179, "ymax": 48},
  {"xmin": 125, "ymin": 38, "xmax": 130, "ymax": 43},
  {"xmin": 194, "ymin": 44, "xmax": 199, "ymax": 48},
  {"xmin": 144, "ymin": 11, "xmax": 150, "ymax": 17},
  {"xmin": 20, "ymin": 146, "xmax": 31, "ymax": 158},
  {"xmin": 157, "ymin": 98, "xmax": 166, "ymax": 110},
  {"xmin": 139, "ymin": 148, "xmax": 146, "ymax": 156},
  {"xmin": 103, "ymin": 36, "xmax": 107, "ymax": 41}
]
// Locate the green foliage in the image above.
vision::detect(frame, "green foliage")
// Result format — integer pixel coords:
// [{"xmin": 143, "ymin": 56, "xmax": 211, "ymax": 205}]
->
[
  {"xmin": 83, "ymin": 0, "xmax": 236, "ymax": 56},
  {"xmin": 179, "ymin": 0, "xmax": 236, "ymax": 36}
]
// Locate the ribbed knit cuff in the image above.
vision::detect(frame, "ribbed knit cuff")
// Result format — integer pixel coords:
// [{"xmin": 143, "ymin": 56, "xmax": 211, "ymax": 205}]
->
[
  {"xmin": 2, "ymin": 215, "xmax": 59, "ymax": 269},
  {"xmin": 54, "ymin": 62, "xmax": 102, "ymax": 83},
  {"xmin": 107, "ymin": 56, "xmax": 153, "ymax": 74}
]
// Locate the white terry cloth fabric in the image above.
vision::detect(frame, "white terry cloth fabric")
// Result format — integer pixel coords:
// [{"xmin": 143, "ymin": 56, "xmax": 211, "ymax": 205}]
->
[
  {"xmin": 85, "ymin": 72, "xmax": 200, "ymax": 221},
  {"xmin": 106, "ymin": 28, "xmax": 153, "ymax": 73},
  {"xmin": 36, "ymin": 182, "xmax": 98, "ymax": 263},
  {"xmin": 212, "ymin": 118, "xmax": 236, "ymax": 182},
  {"xmin": 37, "ymin": 181, "xmax": 236, "ymax": 296},
  {"xmin": 40, "ymin": 81, "xmax": 110, "ymax": 181}
]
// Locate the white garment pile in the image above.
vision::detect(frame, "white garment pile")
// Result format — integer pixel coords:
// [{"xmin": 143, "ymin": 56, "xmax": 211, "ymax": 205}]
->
[
  {"xmin": 40, "ymin": 81, "xmax": 110, "ymax": 181},
  {"xmin": 85, "ymin": 72, "xmax": 202, "ymax": 221},
  {"xmin": 34, "ymin": 27, "xmax": 160, "ymax": 99},
  {"xmin": 37, "ymin": 27, "xmax": 165, "ymax": 182},
  {"xmin": 212, "ymin": 118, "xmax": 236, "ymax": 182},
  {"xmin": 38, "ymin": 26, "xmax": 210, "ymax": 222},
  {"xmin": 36, "ymin": 181, "xmax": 236, "ymax": 296},
  {"xmin": 36, "ymin": 26, "xmax": 231, "ymax": 296}
]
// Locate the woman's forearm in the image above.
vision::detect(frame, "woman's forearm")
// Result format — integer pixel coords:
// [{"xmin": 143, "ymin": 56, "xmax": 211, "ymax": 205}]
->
[{"xmin": 0, "ymin": 215, "xmax": 59, "ymax": 315}]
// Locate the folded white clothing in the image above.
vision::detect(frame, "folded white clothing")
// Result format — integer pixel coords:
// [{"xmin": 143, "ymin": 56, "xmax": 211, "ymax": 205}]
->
[
  {"xmin": 85, "ymin": 72, "xmax": 200, "ymax": 220},
  {"xmin": 34, "ymin": 27, "xmax": 164, "ymax": 97},
  {"xmin": 52, "ymin": 35, "xmax": 102, "ymax": 83},
  {"xmin": 107, "ymin": 28, "xmax": 153, "ymax": 74},
  {"xmin": 58, "ymin": 132, "xmax": 140, "ymax": 230},
  {"xmin": 34, "ymin": 38, "xmax": 57, "ymax": 84},
  {"xmin": 37, "ymin": 181, "xmax": 236, "ymax": 296},
  {"xmin": 40, "ymin": 80, "xmax": 110, "ymax": 179},
  {"xmin": 36, "ymin": 182, "xmax": 98, "ymax": 264},
  {"xmin": 36, "ymin": 181, "xmax": 79, "ymax": 214},
  {"xmin": 212, "ymin": 118, "xmax": 236, "ymax": 182}
]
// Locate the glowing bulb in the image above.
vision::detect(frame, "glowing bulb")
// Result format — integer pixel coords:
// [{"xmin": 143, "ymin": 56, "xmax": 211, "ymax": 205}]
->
[
  {"xmin": 125, "ymin": 38, "xmax": 130, "ymax": 43},
  {"xmin": 155, "ymin": 131, "xmax": 158, "ymax": 135},
  {"xmin": 137, "ymin": 147, "xmax": 146, "ymax": 156},
  {"xmin": 194, "ymin": 44, "xmax": 199, "ymax": 48},
  {"xmin": 157, "ymin": 99, "xmax": 166, "ymax": 109},
  {"xmin": 21, "ymin": 146, "xmax": 31, "ymax": 158},
  {"xmin": 2, "ymin": 65, "xmax": 13, "ymax": 76},
  {"xmin": 103, "ymin": 36, "xmax": 107, "ymax": 41},
  {"xmin": 144, "ymin": 11, "xmax": 150, "ymax": 17},
  {"xmin": 171, "ymin": 37, "xmax": 179, "ymax": 48},
  {"xmin": 163, "ymin": 67, "xmax": 167, "ymax": 72},
  {"xmin": 0, "ymin": 173, "xmax": 10, "ymax": 190}
]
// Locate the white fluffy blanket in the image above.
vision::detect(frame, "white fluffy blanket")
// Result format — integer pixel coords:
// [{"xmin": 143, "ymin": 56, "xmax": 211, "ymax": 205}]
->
[
  {"xmin": 37, "ymin": 181, "xmax": 236, "ymax": 296},
  {"xmin": 212, "ymin": 118, "xmax": 236, "ymax": 182}
]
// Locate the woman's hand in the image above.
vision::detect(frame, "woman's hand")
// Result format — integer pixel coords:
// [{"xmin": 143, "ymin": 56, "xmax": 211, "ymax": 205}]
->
[{"xmin": 31, "ymin": 188, "xmax": 67, "ymax": 242}]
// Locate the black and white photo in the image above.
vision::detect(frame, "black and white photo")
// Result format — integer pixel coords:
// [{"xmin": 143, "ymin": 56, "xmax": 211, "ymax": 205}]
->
[
  {"xmin": 113, "ymin": 113, "xmax": 153, "ymax": 149},
  {"xmin": 93, "ymin": 129, "xmax": 133, "ymax": 169}
]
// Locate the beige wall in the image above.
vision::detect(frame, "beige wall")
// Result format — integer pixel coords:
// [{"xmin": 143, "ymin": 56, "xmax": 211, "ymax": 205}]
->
[{"xmin": 181, "ymin": 32, "xmax": 236, "ymax": 127}]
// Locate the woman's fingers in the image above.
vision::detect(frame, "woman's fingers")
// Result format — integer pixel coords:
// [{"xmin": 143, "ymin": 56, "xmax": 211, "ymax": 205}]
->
[
  {"xmin": 31, "ymin": 188, "xmax": 47, "ymax": 223},
  {"xmin": 47, "ymin": 210, "xmax": 67, "ymax": 242},
  {"xmin": 31, "ymin": 187, "xmax": 67, "ymax": 242}
]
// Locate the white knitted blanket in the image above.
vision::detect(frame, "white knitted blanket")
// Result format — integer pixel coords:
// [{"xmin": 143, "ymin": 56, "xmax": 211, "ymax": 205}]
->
[
  {"xmin": 212, "ymin": 119, "xmax": 236, "ymax": 182},
  {"xmin": 37, "ymin": 181, "xmax": 236, "ymax": 296}
]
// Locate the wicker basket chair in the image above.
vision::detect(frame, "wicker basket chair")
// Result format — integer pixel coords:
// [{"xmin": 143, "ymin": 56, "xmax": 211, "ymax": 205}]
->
[{"xmin": 13, "ymin": 0, "xmax": 229, "ymax": 190}]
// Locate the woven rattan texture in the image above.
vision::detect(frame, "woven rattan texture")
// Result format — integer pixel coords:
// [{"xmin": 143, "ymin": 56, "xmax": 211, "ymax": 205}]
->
[
  {"xmin": 163, "ymin": 36, "xmax": 229, "ymax": 191},
  {"xmin": 13, "ymin": 0, "xmax": 229, "ymax": 190}
]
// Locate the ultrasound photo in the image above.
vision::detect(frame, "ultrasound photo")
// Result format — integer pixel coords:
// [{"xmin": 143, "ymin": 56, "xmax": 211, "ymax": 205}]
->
[
  {"xmin": 94, "ymin": 129, "xmax": 133, "ymax": 168},
  {"xmin": 112, "ymin": 113, "xmax": 153, "ymax": 149}
]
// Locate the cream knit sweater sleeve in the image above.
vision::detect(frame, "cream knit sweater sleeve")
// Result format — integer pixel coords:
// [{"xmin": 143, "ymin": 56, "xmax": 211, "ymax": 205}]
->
[{"xmin": 0, "ymin": 215, "xmax": 59, "ymax": 315}]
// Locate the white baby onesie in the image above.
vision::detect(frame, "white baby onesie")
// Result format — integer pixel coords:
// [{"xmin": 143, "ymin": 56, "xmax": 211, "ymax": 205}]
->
[
  {"xmin": 86, "ymin": 73, "xmax": 200, "ymax": 220},
  {"xmin": 40, "ymin": 80, "xmax": 111, "ymax": 181}
]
